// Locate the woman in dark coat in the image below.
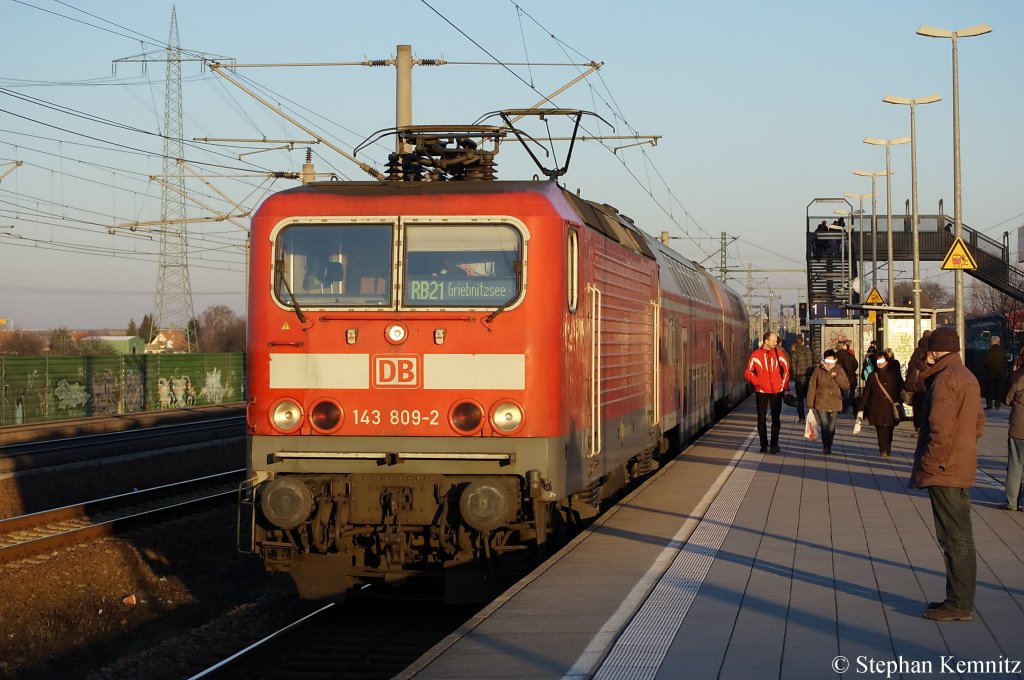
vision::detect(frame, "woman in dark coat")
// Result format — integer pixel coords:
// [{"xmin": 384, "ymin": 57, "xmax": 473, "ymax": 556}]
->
[
  {"xmin": 883, "ymin": 348, "xmax": 901, "ymax": 380},
  {"xmin": 858, "ymin": 351, "xmax": 905, "ymax": 457},
  {"xmin": 903, "ymin": 330, "xmax": 931, "ymax": 431}
]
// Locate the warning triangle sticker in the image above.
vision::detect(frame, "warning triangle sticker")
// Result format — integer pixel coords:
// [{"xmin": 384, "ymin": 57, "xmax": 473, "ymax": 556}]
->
[
  {"xmin": 864, "ymin": 287, "xmax": 885, "ymax": 305},
  {"xmin": 941, "ymin": 238, "xmax": 978, "ymax": 270},
  {"xmin": 281, "ymin": 322, "xmax": 291, "ymax": 330}
]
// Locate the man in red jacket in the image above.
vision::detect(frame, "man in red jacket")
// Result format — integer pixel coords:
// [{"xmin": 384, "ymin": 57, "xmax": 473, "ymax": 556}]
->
[
  {"xmin": 910, "ymin": 327, "xmax": 985, "ymax": 621},
  {"xmin": 745, "ymin": 331, "xmax": 790, "ymax": 454}
]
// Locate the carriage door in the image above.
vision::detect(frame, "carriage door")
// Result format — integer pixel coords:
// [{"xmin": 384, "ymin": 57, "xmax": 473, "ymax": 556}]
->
[
  {"xmin": 680, "ymin": 326, "xmax": 689, "ymax": 439},
  {"xmin": 588, "ymin": 284, "xmax": 603, "ymax": 460},
  {"xmin": 709, "ymin": 328, "xmax": 716, "ymax": 419}
]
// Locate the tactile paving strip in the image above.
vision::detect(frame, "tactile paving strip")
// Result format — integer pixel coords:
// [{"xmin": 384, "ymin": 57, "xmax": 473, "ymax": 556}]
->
[{"xmin": 592, "ymin": 439, "xmax": 762, "ymax": 680}]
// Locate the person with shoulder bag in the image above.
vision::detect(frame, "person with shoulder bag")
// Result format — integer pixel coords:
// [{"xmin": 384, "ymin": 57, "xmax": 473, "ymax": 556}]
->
[
  {"xmin": 857, "ymin": 351, "xmax": 905, "ymax": 457},
  {"xmin": 806, "ymin": 349, "xmax": 849, "ymax": 455},
  {"xmin": 1000, "ymin": 347, "xmax": 1024, "ymax": 511}
]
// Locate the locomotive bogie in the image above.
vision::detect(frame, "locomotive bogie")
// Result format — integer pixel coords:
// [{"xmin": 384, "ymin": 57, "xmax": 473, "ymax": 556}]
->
[{"xmin": 249, "ymin": 469, "xmax": 535, "ymax": 598}]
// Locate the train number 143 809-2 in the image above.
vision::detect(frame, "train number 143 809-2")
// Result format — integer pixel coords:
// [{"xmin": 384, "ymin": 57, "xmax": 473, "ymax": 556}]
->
[{"xmin": 351, "ymin": 409, "xmax": 440, "ymax": 427}]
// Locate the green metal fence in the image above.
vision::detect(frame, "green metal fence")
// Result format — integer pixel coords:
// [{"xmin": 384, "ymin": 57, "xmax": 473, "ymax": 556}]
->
[{"xmin": 0, "ymin": 353, "xmax": 245, "ymax": 425}]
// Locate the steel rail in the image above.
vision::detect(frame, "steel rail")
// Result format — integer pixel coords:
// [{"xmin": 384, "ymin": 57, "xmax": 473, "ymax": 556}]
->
[
  {"xmin": 0, "ymin": 416, "xmax": 245, "ymax": 474},
  {"xmin": 0, "ymin": 469, "xmax": 243, "ymax": 565}
]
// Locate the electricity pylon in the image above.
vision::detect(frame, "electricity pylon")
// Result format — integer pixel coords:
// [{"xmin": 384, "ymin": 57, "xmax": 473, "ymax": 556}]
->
[{"xmin": 113, "ymin": 8, "xmax": 231, "ymax": 352}]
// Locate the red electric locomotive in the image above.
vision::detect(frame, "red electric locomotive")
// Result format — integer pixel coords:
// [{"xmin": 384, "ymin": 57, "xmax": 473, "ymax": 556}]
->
[{"xmin": 240, "ymin": 119, "xmax": 749, "ymax": 599}]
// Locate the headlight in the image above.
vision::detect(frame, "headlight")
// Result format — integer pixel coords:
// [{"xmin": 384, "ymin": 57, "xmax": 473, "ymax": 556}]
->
[
  {"xmin": 260, "ymin": 476, "xmax": 314, "ymax": 530},
  {"xmin": 271, "ymin": 399, "xmax": 303, "ymax": 432},
  {"xmin": 450, "ymin": 400, "xmax": 483, "ymax": 434},
  {"xmin": 490, "ymin": 401, "xmax": 524, "ymax": 434},
  {"xmin": 459, "ymin": 479, "xmax": 513, "ymax": 532},
  {"xmin": 310, "ymin": 399, "xmax": 343, "ymax": 433},
  {"xmin": 385, "ymin": 322, "xmax": 408, "ymax": 344}
]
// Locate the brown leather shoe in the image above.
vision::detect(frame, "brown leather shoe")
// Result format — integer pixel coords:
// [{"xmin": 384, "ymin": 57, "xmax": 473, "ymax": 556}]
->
[{"xmin": 922, "ymin": 604, "xmax": 973, "ymax": 621}]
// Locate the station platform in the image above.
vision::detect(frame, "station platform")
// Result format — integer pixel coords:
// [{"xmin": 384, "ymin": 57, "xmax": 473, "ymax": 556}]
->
[{"xmin": 399, "ymin": 397, "xmax": 1024, "ymax": 679}]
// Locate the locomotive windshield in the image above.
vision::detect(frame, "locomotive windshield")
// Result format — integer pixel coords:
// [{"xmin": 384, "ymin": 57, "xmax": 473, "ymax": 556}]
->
[
  {"xmin": 272, "ymin": 221, "xmax": 523, "ymax": 310},
  {"xmin": 402, "ymin": 224, "xmax": 522, "ymax": 308},
  {"xmin": 274, "ymin": 223, "xmax": 393, "ymax": 307}
]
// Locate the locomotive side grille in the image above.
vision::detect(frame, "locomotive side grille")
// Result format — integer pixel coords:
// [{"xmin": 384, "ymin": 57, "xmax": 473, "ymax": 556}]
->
[{"xmin": 593, "ymin": 249, "xmax": 657, "ymax": 412}]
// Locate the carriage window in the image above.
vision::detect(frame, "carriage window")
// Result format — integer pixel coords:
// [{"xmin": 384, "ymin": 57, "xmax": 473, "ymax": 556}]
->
[
  {"xmin": 567, "ymin": 230, "xmax": 579, "ymax": 312},
  {"xmin": 275, "ymin": 224, "xmax": 392, "ymax": 307},
  {"xmin": 403, "ymin": 224, "xmax": 522, "ymax": 307}
]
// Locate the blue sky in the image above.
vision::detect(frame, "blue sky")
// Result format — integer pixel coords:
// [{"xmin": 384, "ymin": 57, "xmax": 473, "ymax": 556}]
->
[{"xmin": 1, "ymin": 0, "xmax": 1022, "ymax": 329}]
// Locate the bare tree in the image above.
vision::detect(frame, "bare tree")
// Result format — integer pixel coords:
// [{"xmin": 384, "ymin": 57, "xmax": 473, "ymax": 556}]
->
[
  {"xmin": 77, "ymin": 339, "xmax": 119, "ymax": 356},
  {"xmin": 0, "ymin": 330, "xmax": 46, "ymax": 356},
  {"xmin": 48, "ymin": 327, "xmax": 76, "ymax": 355},
  {"xmin": 195, "ymin": 305, "xmax": 246, "ymax": 353},
  {"xmin": 893, "ymin": 280, "xmax": 954, "ymax": 310},
  {"xmin": 966, "ymin": 277, "xmax": 1024, "ymax": 319}
]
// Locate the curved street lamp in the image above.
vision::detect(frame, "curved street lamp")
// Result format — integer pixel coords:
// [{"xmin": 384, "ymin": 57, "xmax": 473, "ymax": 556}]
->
[
  {"xmin": 917, "ymin": 23, "xmax": 992, "ymax": 352},
  {"xmin": 852, "ymin": 169, "xmax": 891, "ymax": 295},
  {"xmin": 843, "ymin": 191, "xmax": 876, "ymax": 306},
  {"xmin": 864, "ymin": 136, "xmax": 910, "ymax": 308},
  {"xmin": 883, "ymin": 94, "xmax": 942, "ymax": 341}
]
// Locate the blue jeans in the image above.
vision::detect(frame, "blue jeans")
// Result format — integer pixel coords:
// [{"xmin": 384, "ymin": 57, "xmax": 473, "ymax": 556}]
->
[
  {"xmin": 1007, "ymin": 438, "xmax": 1024, "ymax": 509},
  {"xmin": 814, "ymin": 409, "xmax": 839, "ymax": 449},
  {"xmin": 928, "ymin": 486, "xmax": 976, "ymax": 611}
]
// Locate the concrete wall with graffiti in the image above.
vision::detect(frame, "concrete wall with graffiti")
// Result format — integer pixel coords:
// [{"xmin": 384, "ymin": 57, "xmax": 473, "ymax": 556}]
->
[{"xmin": 0, "ymin": 353, "xmax": 244, "ymax": 425}]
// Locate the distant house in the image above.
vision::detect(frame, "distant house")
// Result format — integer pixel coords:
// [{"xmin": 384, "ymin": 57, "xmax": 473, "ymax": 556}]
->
[
  {"xmin": 80, "ymin": 335, "xmax": 145, "ymax": 355},
  {"xmin": 146, "ymin": 329, "xmax": 189, "ymax": 354}
]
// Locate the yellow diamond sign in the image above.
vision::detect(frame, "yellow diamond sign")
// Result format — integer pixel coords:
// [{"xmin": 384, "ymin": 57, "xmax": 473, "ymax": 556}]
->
[{"xmin": 941, "ymin": 238, "xmax": 978, "ymax": 270}]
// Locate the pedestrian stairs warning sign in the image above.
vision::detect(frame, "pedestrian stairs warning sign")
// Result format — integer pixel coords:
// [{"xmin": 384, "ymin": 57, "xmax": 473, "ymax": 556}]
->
[
  {"xmin": 941, "ymin": 238, "xmax": 978, "ymax": 270},
  {"xmin": 864, "ymin": 287, "xmax": 885, "ymax": 305}
]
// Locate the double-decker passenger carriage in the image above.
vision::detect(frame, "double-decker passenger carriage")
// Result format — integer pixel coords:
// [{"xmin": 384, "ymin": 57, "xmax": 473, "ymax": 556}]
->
[{"xmin": 240, "ymin": 114, "xmax": 749, "ymax": 599}]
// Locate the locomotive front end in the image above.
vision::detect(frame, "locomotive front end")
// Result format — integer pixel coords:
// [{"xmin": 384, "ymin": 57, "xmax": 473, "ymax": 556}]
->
[{"xmin": 242, "ymin": 184, "xmax": 572, "ymax": 600}]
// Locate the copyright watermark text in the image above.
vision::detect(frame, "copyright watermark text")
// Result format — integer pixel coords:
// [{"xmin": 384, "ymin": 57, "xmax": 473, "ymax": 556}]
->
[{"xmin": 831, "ymin": 655, "xmax": 1022, "ymax": 677}]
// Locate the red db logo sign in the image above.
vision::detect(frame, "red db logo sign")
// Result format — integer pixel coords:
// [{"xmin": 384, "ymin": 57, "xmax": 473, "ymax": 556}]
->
[{"xmin": 373, "ymin": 355, "xmax": 420, "ymax": 388}]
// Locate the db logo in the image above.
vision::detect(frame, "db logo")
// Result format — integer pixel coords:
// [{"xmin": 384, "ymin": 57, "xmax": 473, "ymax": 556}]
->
[{"xmin": 372, "ymin": 355, "xmax": 421, "ymax": 388}]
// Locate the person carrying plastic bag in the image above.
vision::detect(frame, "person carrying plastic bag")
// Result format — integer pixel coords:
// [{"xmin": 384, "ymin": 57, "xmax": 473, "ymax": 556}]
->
[
  {"xmin": 805, "ymin": 349, "xmax": 850, "ymax": 455},
  {"xmin": 804, "ymin": 410, "xmax": 818, "ymax": 441}
]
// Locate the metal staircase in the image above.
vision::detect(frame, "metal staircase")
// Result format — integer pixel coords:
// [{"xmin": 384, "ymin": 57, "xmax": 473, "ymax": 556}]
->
[
  {"xmin": 806, "ymin": 212, "xmax": 1024, "ymax": 308},
  {"xmin": 806, "ymin": 230, "xmax": 852, "ymax": 307}
]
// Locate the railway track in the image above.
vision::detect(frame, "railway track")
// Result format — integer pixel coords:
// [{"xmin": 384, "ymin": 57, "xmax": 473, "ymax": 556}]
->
[
  {"xmin": 0, "ymin": 411, "xmax": 245, "ymax": 474},
  {"xmin": 0, "ymin": 469, "xmax": 244, "ymax": 565},
  {"xmin": 191, "ymin": 598, "xmax": 482, "ymax": 679}
]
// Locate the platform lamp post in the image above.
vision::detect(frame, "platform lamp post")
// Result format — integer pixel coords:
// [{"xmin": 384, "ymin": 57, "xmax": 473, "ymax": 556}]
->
[
  {"xmin": 852, "ymin": 171, "xmax": 888, "ymax": 358},
  {"xmin": 917, "ymin": 23, "xmax": 992, "ymax": 353},
  {"xmin": 851, "ymin": 170, "xmax": 890, "ymax": 296},
  {"xmin": 883, "ymin": 94, "xmax": 942, "ymax": 342},
  {"xmin": 864, "ymin": 136, "xmax": 910, "ymax": 308},
  {"xmin": 832, "ymin": 209, "xmax": 853, "ymax": 308},
  {"xmin": 843, "ymin": 191, "xmax": 875, "ymax": 306}
]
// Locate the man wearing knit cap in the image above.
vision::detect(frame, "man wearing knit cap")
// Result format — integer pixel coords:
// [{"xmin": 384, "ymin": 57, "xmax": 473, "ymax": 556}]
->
[{"xmin": 909, "ymin": 326, "xmax": 985, "ymax": 621}]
